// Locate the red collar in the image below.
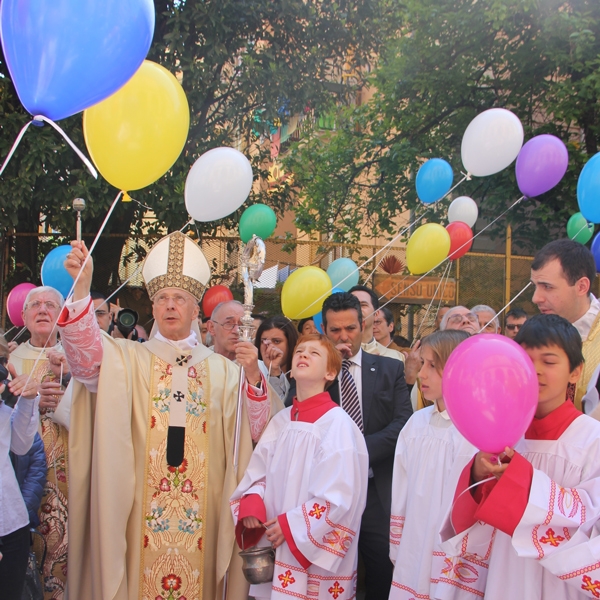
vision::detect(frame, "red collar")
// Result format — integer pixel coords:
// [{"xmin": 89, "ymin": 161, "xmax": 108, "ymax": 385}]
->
[
  {"xmin": 291, "ymin": 391, "xmax": 337, "ymax": 423},
  {"xmin": 525, "ymin": 401, "xmax": 582, "ymax": 440}
]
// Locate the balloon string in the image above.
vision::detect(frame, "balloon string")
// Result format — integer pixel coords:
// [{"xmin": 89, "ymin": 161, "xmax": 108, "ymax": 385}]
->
[
  {"xmin": 11, "ymin": 191, "xmax": 123, "ymax": 399},
  {"xmin": 412, "ymin": 262, "xmax": 451, "ymax": 342},
  {"xmin": 375, "ymin": 196, "xmax": 525, "ymax": 313},
  {"xmin": 449, "ymin": 474, "xmax": 497, "ymax": 535},
  {"xmin": 0, "ymin": 120, "xmax": 33, "ymax": 177},
  {"xmin": 33, "ymin": 116, "xmax": 98, "ymax": 179},
  {"xmin": 478, "ymin": 281, "xmax": 533, "ymax": 333},
  {"xmin": 0, "ymin": 116, "xmax": 97, "ymax": 179},
  {"xmin": 11, "ymin": 327, "xmax": 28, "ymax": 342},
  {"xmin": 3, "ymin": 325, "xmax": 17, "ymax": 337}
]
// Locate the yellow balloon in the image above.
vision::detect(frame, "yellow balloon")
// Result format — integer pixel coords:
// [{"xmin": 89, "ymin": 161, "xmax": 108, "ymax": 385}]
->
[
  {"xmin": 83, "ymin": 60, "xmax": 189, "ymax": 191},
  {"xmin": 406, "ymin": 223, "xmax": 451, "ymax": 275},
  {"xmin": 281, "ymin": 266, "xmax": 332, "ymax": 320}
]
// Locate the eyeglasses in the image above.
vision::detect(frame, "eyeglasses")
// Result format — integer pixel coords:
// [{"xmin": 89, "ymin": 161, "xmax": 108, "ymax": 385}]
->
[
  {"xmin": 212, "ymin": 320, "xmax": 241, "ymax": 331},
  {"xmin": 447, "ymin": 313, "xmax": 478, "ymax": 325},
  {"xmin": 26, "ymin": 300, "xmax": 60, "ymax": 312},
  {"xmin": 95, "ymin": 310, "xmax": 109, "ymax": 317},
  {"xmin": 506, "ymin": 323, "xmax": 523, "ymax": 331},
  {"xmin": 153, "ymin": 294, "xmax": 189, "ymax": 306}
]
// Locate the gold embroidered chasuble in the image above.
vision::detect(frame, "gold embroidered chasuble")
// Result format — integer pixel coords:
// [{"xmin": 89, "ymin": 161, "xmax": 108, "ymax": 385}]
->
[
  {"xmin": 11, "ymin": 341, "xmax": 68, "ymax": 600},
  {"xmin": 576, "ymin": 312, "xmax": 600, "ymax": 411},
  {"xmin": 67, "ymin": 334, "xmax": 277, "ymax": 600}
]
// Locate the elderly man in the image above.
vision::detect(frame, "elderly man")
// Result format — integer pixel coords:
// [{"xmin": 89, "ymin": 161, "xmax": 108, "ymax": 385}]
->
[
  {"xmin": 349, "ymin": 285, "xmax": 404, "ymax": 361},
  {"xmin": 530, "ymin": 239, "xmax": 600, "ymax": 412},
  {"xmin": 439, "ymin": 305, "xmax": 479, "ymax": 335},
  {"xmin": 504, "ymin": 307, "xmax": 528, "ymax": 339},
  {"xmin": 471, "ymin": 304, "xmax": 500, "ymax": 333},
  {"xmin": 207, "ymin": 300, "xmax": 245, "ymax": 359},
  {"xmin": 10, "ymin": 285, "xmax": 70, "ymax": 600},
  {"xmin": 58, "ymin": 232, "xmax": 281, "ymax": 600}
]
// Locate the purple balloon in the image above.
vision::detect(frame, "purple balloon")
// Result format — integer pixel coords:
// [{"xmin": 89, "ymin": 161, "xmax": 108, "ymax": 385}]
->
[
  {"xmin": 515, "ymin": 134, "xmax": 569, "ymax": 198},
  {"xmin": 442, "ymin": 334, "xmax": 538, "ymax": 453}
]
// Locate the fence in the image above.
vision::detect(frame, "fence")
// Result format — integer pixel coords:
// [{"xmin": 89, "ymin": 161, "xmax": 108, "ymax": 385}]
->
[{"xmin": 0, "ymin": 232, "xmax": 538, "ymax": 341}]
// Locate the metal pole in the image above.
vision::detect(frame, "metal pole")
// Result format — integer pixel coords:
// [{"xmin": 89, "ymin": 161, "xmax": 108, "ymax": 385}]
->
[{"xmin": 505, "ymin": 223, "xmax": 512, "ymax": 314}]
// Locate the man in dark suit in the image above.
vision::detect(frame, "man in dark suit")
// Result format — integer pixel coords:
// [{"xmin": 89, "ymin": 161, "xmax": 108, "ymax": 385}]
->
[{"xmin": 288, "ymin": 292, "xmax": 412, "ymax": 598}]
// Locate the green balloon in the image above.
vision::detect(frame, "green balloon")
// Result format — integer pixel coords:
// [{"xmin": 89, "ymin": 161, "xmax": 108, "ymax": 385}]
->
[
  {"xmin": 567, "ymin": 212, "xmax": 594, "ymax": 244},
  {"xmin": 239, "ymin": 204, "xmax": 277, "ymax": 243}
]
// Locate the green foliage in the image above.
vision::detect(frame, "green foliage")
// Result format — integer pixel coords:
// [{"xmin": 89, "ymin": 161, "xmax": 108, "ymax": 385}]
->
[
  {"xmin": 0, "ymin": 0, "xmax": 395, "ymax": 289},
  {"xmin": 284, "ymin": 0, "xmax": 600, "ymax": 252}
]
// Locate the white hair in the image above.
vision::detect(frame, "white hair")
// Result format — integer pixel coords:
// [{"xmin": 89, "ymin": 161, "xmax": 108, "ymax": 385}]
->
[
  {"xmin": 24, "ymin": 286, "xmax": 64, "ymax": 310},
  {"xmin": 440, "ymin": 306, "xmax": 469, "ymax": 331},
  {"xmin": 471, "ymin": 304, "xmax": 500, "ymax": 332},
  {"xmin": 210, "ymin": 300, "xmax": 243, "ymax": 321}
]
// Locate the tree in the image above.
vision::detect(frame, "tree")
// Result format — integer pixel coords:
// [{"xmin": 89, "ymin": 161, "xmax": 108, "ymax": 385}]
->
[
  {"xmin": 0, "ymin": 0, "xmax": 397, "ymax": 291},
  {"xmin": 282, "ymin": 0, "xmax": 600, "ymax": 253}
]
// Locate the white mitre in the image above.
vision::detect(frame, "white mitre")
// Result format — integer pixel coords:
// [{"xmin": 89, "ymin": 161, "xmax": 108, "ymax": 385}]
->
[{"xmin": 142, "ymin": 231, "xmax": 211, "ymax": 300}]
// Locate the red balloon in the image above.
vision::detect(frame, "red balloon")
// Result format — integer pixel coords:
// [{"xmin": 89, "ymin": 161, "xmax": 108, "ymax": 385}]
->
[
  {"xmin": 446, "ymin": 221, "xmax": 473, "ymax": 260},
  {"xmin": 201, "ymin": 285, "xmax": 234, "ymax": 317}
]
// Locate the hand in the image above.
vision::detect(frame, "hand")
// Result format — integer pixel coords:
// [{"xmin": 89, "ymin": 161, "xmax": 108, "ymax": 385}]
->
[
  {"xmin": 39, "ymin": 379, "xmax": 64, "ymax": 411},
  {"xmin": 471, "ymin": 447, "xmax": 514, "ymax": 482},
  {"xmin": 7, "ymin": 341, "xmax": 17, "ymax": 353},
  {"xmin": 262, "ymin": 344, "xmax": 284, "ymax": 375},
  {"xmin": 242, "ymin": 516, "xmax": 263, "ymax": 529},
  {"xmin": 264, "ymin": 517, "xmax": 285, "ymax": 549},
  {"xmin": 236, "ymin": 341, "xmax": 261, "ymax": 385},
  {"xmin": 335, "ymin": 343, "xmax": 354, "ymax": 359},
  {"xmin": 46, "ymin": 350, "xmax": 70, "ymax": 379},
  {"xmin": 6, "ymin": 364, "xmax": 39, "ymax": 400},
  {"xmin": 64, "ymin": 240, "xmax": 93, "ymax": 301},
  {"xmin": 403, "ymin": 340, "xmax": 422, "ymax": 386}
]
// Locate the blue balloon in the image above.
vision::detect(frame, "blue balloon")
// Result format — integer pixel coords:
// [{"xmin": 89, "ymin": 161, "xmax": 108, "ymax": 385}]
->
[
  {"xmin": 332, "ymin": 287, "xmax": 344, "ymax": 294},
  {"xmin": 592, "ymin": 233, "xmax": 600, "ymax": 273},
  {"xmin": 327, "ymin": 258, "xmax": 359, "ymax": 292},
  {"xmin": 415, "ymin": 158, "xmax": 454, "ymax": 204},
  {"xmin": 578, "ymin": 153, "xmax": 600, "ymax": 224},
  {"xmin": 41, "ymin": 246, "xmax": 74, "ymax": 299},
  {"xmin": 312, "ymin": 311, "xmax": 324, "ymax": 334},
  {"xmin": 1, "ymin": 0, "xmax": 155, "ymax": 121}
]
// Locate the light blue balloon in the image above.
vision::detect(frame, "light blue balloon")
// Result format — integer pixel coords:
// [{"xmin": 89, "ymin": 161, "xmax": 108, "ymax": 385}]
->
[
  {"xmin": 578, "ymin": 153, "xmax": 600, "ymax": 224},
  {"xmin": 312, "ymin": 311, "xmax": 324, "ymax": 333},
  {"xmin": 415, "ymin": 158, "xmax": 454, "ymax": 204},
  {"xmin": 327, "ymin": 258, "xmax": 359, "ymax": 292},
  {"xmin": 41, "ymin": 245, "xmax": 74, "ymax": 300},
  {"xmin": 1, "ymin": 0, "xmax": 155, "ymax": 121}
]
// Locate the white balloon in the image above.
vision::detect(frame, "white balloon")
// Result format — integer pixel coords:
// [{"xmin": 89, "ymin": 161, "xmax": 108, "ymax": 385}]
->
[
  {"xmin": 448, "ymin": 196, "xmax": 479, "ymax": 228},
  {"xmin": 461, "ymin": 108, "xmax": 524, "ymax": 177},
  {"xmin": 185, "ymin": 147, "xmax": 253, "ymax": 222}
]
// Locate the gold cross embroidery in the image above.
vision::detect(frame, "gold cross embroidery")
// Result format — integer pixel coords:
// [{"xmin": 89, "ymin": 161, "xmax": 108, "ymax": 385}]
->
[
  {"xmin": 278, "ymin": 570, "xmax": 295, "ymax": 588},
  {"xmin": 582, "ymin": 575, "xmax": 600, "ymax": 598},
  {"xmin": 309, "ymin": 503, "xmax": 326, "ymax": 519},
  {"xmin": 328, "ymin": 581, "xmax": 345, "ymax": 599},
  {"xmin": 540, "ymin": 528, "xmax": 565, "ymax": 547}
]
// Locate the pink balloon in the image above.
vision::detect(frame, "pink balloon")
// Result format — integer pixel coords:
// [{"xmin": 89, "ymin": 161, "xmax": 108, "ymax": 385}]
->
[
  {"xmin": 6, "ymin": 282, "xmax": 36, "ymax": 327},
  {"xmin": 442, "ymin": 334, "xmax": 538, "ymax": 453}
]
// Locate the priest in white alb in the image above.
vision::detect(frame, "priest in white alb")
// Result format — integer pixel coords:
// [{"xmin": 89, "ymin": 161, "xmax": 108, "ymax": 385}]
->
[{"xmin": 58, "ymin": 231, "xmax": 281, "ymax": 600}]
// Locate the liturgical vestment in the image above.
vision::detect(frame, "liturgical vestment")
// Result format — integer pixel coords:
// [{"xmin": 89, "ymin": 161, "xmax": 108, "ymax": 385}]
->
[
  {"xmin": 11, "ymin": 341, "xmax": 68, "ymax": 600},
  {"xmin": 58, "ymin": 298, "xmax": 280, "ymax": 600}
]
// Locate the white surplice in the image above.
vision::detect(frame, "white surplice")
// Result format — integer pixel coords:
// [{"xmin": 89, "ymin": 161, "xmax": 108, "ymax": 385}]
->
[
  {"xmin": 389, "ymin": 404, "xmax": 475, "ymax": 600},
  {"xmin": 231, "ymin": 402, "xmax": 369, "ymax": 600},
  {"xmin": 437, "ymin": 411, "xmax": 600, "ymax": 600}
]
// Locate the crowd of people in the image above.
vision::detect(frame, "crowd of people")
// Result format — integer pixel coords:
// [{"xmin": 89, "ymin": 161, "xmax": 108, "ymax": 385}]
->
[{"xmin": 3, "ymin": 235, "xmax": 600, "ymax": 600}]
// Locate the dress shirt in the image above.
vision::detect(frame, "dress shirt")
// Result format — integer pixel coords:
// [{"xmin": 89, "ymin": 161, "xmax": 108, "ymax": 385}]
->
[
  {"xmin": 0, "ymin": 396, "xmax": 40, "ymax": 536},
  {"xmin": 573, "ymin": 293, "xmax": 600, "ymax": 341}
]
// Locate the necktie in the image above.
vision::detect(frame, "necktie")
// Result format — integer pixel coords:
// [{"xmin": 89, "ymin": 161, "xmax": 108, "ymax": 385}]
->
[{"xmin": 341, "ymin": 359, "xmax": 363, "ymax": 431}]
